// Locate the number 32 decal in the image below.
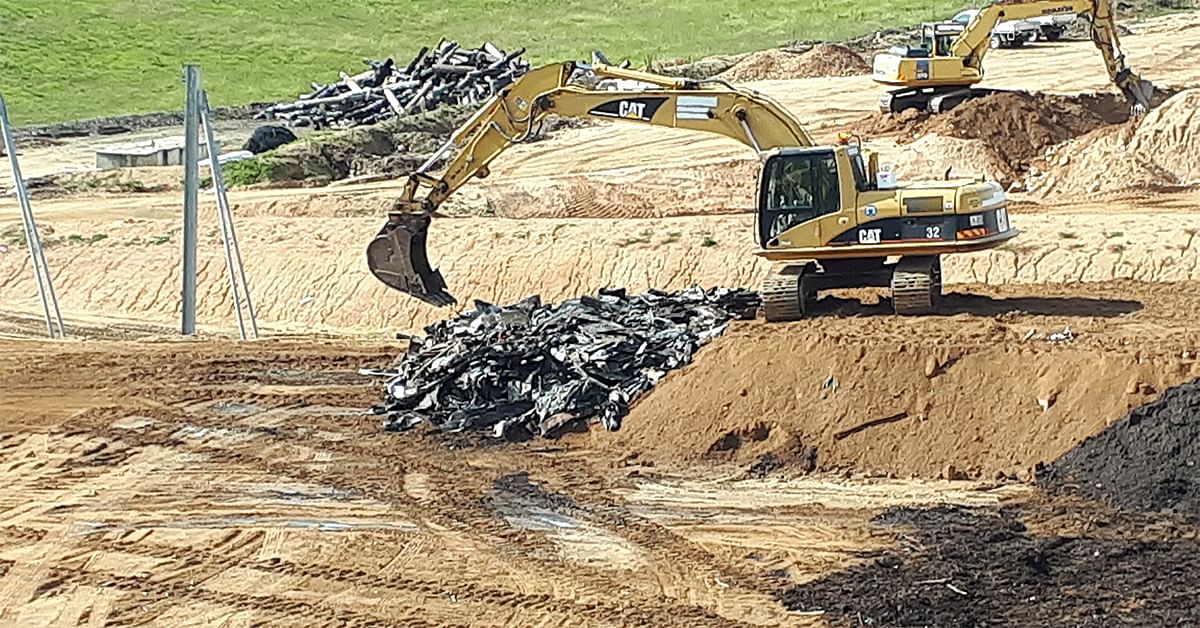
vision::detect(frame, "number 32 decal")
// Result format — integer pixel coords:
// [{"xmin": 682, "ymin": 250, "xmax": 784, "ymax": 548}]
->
[{"xmin": 925, "ymin": 226, "xmax": 941, "ymax": 239}]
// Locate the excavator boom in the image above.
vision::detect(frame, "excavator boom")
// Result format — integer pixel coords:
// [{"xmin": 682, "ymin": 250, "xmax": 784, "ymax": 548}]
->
[
  {"xmin": 366, "ymin": 61, "xmax": 814, "ymax": 306},
  {"xmin": 873, "ymin": 0, "xmax": 1156, "ymax": 113}
]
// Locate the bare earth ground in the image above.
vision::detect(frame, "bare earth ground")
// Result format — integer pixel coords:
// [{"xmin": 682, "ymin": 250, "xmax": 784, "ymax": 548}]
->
[
  {"xmin": 0, "ymin": 337, "xmax": 1033, "ymax": 627},
  {"xmin": 2, "ymin": 11, "xmax": 1200, "ymax": 627},
  {"xmin": 2, "ymin": 279, "xmax": 1199, "ymax": 625}
]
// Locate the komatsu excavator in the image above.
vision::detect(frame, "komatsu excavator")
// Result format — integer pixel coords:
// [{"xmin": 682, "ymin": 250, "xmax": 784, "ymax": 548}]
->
[
  {"xmin": 872, "ymin": 0, "xmax": 1156, "ymax": 113},
  {"xmin": 366, "ymin": 61, "xmax": 1018, "ymax": 321}
]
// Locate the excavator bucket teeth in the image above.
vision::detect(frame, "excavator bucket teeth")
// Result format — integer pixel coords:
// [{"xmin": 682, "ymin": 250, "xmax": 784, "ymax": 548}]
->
[{"xmin": 365, "ymin": 213, "xmax": 457, "ymax": 307}]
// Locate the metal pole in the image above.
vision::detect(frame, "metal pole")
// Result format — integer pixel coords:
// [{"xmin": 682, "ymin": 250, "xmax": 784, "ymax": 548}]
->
[
  {"xmin": 225, "ymin": 208, "xmax": 260, "ymax": 338},
  {"xmin": 201, "ymin": 91, "xmax": 258, "ymax": 339},
  {"xmin": 181, "ymin": 65, "xmax": 201, "ymax": 335},
  {"xmin": 199, "ymin": 92, "xmax": 248, "ymax": 340},
  {"xmin": 0, "ymin": 95, "xmax": 64, "ymax": 338}
]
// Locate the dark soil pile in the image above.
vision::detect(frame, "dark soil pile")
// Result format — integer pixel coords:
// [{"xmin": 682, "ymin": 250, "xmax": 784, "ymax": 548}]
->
[
  {"xmin": 861, "ymin": 91, "xmax": 1128, "ymax": 172},
  {"xmin": 1037, "ymin": 379, "xmax": 1200, "ymax": 516},
  {"xmin": 775, "ymin": 504, "xmax": 1200, "ymax": 626}
]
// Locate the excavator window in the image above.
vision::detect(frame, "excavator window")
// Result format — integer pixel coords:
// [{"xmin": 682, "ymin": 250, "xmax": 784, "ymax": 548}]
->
[
  {"xmin": 922, "ymin": 23, "xmax": 959, "ymax": 56},
  {"xmin": 934, "ymin": 33, "xmax": 957, "ymax": 56},
  {"xmin": 758, "ymin": 151, "xmax": 841, "ymax": 244}
]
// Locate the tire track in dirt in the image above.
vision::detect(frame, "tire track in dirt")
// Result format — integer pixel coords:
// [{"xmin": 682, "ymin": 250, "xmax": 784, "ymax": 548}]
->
[
  {"xmin": 180, "ymin": 436, "xmax": 763, "ymax": 627},
  {"xmin": 565, "ymin": 495, "xmax": 791, "ymax": 596},
  {"xmin": 77, "ymin": 534, "xmax": 761, "ymax": 628},
  {"xmin": 76, "ymin": 393, "xmax": 778, "ymax": 628},
  {"xmin": 0, "ymin": 526, "xmax": 48, "ymax": 547},
  {"xmin": 44, "ymin": 566, "xmax": 420, "ymax": 628}
]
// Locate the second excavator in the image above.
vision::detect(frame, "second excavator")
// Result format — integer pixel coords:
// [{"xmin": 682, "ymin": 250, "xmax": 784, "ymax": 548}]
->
[
  {"xmin": 366, "ymin": 61, "xmax": 1018, "ymax": 321},
  {"xmin": 872, "ymin": 0, "xmax": 1157, "ymax": 113}
]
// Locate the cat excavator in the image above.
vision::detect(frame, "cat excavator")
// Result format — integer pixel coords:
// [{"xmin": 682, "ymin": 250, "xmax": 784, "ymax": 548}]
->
[
  {"xmin": 872, "ymin": 0, "xmax": 1157, "ymax": 113},
  {"xmin": 366, "ymin": 61, "xmax": 1018, "ymax": 321}
]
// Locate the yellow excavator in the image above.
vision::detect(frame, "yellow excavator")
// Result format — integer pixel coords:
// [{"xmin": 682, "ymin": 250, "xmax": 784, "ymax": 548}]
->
[
  {"xmin": 872, "ymin": 0, "xmax": 1157, "ymax": 113},
  {"xmin": 366, "ymin": 61, "xmax": 1018, "ymax": 321}
]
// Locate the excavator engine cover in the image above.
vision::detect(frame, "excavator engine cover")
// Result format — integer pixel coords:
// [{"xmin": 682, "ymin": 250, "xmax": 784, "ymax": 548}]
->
[{"xmin": 366, "ymin": 213, "xmax": 456, "ymax": 307}]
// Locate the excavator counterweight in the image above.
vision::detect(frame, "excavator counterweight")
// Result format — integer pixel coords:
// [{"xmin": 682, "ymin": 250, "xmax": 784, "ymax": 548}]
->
[{"xmin": 368, "ymin": 61, "xmax": 1019, "ymax": 319}]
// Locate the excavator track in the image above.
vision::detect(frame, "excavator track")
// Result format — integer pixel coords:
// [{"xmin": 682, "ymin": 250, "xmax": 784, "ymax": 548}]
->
[
  {"xmin": 760, "ymin": 264, "xmax": 809, "ymax": 322},
  {"xmin": 891, "ymin": 256, "xmax": 942, "ymax": 316}
]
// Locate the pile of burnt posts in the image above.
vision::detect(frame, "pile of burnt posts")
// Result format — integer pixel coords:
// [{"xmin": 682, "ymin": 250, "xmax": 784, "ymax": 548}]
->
[
  {"xmin": 256, "ymin": 40, "xmax": 530, "ymax": 128},
  {"xmin": 366, "ymin": 287, "xmax": 760, "ymax": 439}
]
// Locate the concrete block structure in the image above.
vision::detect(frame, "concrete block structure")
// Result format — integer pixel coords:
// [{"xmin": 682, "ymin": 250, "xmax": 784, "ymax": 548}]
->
[{"xmin": 95, "ymin": 137, "xmax": 221, "ymax": 169}]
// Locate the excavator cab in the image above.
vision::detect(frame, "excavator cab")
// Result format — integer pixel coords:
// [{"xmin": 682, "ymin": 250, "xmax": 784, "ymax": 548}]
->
[
  {"xmin": 758, "ymin": 144, "xmax": 875, "ymax": 247},
  {"xmin": 759, "ymin": 151, "xmax": 839, "ymax": 244},
  {"xmin": 926, "ymin": 23, "xmax": 966, "ymax": 57}
]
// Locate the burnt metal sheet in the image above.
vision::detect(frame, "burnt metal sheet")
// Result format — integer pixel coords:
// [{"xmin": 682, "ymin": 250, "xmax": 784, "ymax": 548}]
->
[{"xmin": 368, "ymin": 286, "xmax": 759, "ymax": 439}]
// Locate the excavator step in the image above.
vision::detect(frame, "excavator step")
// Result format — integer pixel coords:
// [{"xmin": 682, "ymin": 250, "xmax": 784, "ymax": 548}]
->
[
  {"xmin": 891, "ymin": 256, "xmax": 942, "ymax": 316},
  {"xmin": 760, "ymin": 264, "xmax": 810, "ymax": 322}
]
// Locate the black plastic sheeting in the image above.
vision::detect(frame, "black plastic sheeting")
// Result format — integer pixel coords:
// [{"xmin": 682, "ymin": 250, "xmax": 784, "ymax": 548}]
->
[{"xmin": 368, "ymin": 286, "xmax": 759, "ymax": 439}]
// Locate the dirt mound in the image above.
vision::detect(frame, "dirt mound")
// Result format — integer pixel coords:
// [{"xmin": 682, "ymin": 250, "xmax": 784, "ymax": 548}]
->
[
  {"xmin": 647, "ymin": 54, "xmax": 747, "ymax": 80},
  {"xmin": 593, "ymin": 306, "xmax": 1200, "ymax": 479},
  {"xmin": 861, "ymin": 91, "xmax": 1126, "ymax": 176},
  {"xmin": 888, "ymin": 134, "xmax": 1020, "ymax": 186},
  {"xmin": 1037, "ymin": 378, "xmax": 1200, "ymax": 516},
  {"xmin": 776, "ymin": 504, "xmax": 1200, "ymax": 626},
  {"xmin": 1027, "ymin": 89, "xmax": 1200, "ymax": 199},
  {"xmin": 717, "ymin": 44, "xmax": 869, "ymax": 82}
]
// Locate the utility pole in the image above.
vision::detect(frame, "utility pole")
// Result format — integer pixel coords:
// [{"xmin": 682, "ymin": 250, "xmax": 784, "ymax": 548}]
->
[{"xmin": 181, "ymin": 65, "xmax": 201, "ymax": 335}]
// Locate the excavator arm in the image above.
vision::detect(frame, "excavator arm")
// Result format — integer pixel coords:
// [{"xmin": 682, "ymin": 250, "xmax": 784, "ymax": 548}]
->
[
  {"xmin": 366, "ymin": 61, "xmax": 814, "ymax": 306},
  {"xmin": 955, "ymin": 0, "xmax": 1154, "ymax": 111}
]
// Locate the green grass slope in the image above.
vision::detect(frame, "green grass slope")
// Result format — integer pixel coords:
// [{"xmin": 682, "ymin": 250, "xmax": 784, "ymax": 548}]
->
[{"xmin": 0, "ymin": 0, "xmax": 968, "ymax": 125}]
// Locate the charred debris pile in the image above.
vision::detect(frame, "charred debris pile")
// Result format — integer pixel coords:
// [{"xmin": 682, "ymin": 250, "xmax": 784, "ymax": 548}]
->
[
  {"xmin": 365, "ymin": 287, "xmax": 759, "ymax": 439},
  {"xmin": 256, "ymin": 40, "xmax": 531, "ymax": 128}
]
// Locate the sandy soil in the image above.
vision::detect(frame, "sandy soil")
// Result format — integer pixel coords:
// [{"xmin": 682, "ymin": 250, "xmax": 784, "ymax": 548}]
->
[
  {"xmin": 3, "ymin": 192, "xmax": 1200, "ymax": 334},
  {"xmin": 0, "ymin": 338, "xmax": 1030, "ymax": 627},
  {"xmin": 2, "ymin": 12, "xmax": 1200, "ymax": 626},
  {"xmin": 596, "ymin": 280, "xmax": 1200, "ymax": 478}
]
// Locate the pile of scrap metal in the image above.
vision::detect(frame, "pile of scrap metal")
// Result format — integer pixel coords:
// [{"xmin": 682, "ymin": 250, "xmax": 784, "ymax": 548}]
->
[
  {"xmin": 365, "ymin": 286, "xmax": 760, "ymax": 439},
  {"xmin": 255, "ymin": 40, "xmax": 530, "ymax": 128}
]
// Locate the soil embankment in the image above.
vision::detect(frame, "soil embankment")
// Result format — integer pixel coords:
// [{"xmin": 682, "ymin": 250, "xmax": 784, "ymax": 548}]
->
[{"xmin": 593, "ymin": 282, "xmax": 1200, "ymax": 479}]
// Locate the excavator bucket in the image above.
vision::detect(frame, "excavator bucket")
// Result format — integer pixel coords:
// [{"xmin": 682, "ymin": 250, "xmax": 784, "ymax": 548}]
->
[
  {"xmin": 1117, "ymin": 71, "xmax": 1156, "ymax": 114},
  {"xmin": 366, "ymin": 213, "xmax": 457, "ymax": 307}
]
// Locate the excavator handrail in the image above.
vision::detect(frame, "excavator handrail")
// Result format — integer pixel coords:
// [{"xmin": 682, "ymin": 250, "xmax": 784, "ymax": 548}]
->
[{"xmin": 365, "ymin": 61, "xmax": 822, "ymax": 306}]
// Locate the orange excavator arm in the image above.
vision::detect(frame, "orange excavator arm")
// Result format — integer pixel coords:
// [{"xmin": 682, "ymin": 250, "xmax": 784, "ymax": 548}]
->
[{"xmin": 365, "ymin": 61, "xmax": 815, "ymax": 306}]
